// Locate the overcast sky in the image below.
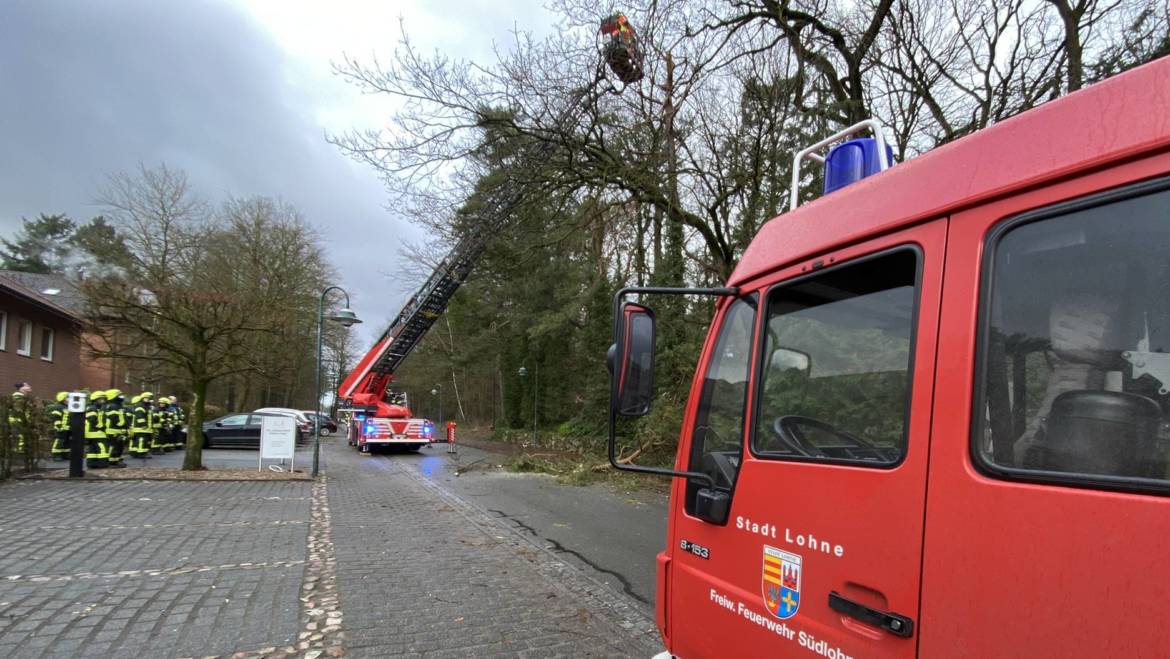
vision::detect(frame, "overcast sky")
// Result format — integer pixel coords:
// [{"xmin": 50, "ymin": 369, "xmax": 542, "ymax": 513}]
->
[{"xmin": 0, "ymin": 0, "xmax": 553, "ymax": 348}]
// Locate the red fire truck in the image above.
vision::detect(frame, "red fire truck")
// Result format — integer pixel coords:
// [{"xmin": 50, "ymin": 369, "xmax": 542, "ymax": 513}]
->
[
  {"xmin": 608, "ymin": 57, "xmax": 1170, "ymax": 657},
  {"xmin": 342, "ymin": 390, "xmax": 435, "ymax": 453},
  {"xmin": 339, "ymin": 337, "xmax": 436, "ymax": 452}
]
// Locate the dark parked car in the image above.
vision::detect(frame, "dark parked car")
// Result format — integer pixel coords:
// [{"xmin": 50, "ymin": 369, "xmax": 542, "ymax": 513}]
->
[
  {"xmin": 301, "ymin": 411, "xmax": 338, "ymax": 436},
  {"xmin": 202, "ymin": 412, "xmax": 304, "ymax": 449}
]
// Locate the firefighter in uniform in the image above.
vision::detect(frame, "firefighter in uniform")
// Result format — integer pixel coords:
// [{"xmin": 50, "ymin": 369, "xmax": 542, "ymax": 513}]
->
[
  {"xmin": 84, "ymin": 390, "xmax": 110, "ymax": 468},
  {"xmin": 50, "ymin": 392, "xmax": 69, "ymax": 460},
  {"xmin": 142, "ymin": 392, "xmax": 164, "ymax": 453},
  {"xmin": 8, "ymin": 389, "xmax": 27, "ymax": 455},
  {"xmin": 166, "ymin": 397, "xmax": 180, "ymax": 450},
  {"xmin": 156, "ymin": 396, "xmax": 171, "ymax": 451},
  {"xmin": 129, "ymin": 394, "xmax": 152, "ymax": 459},
  {"xmin": 103, "ymin": 389, "xmax": 128, "ymax": 468},
  {"xmin": 159, "ymin": 397, "xmax": 179, "ymax": 450},
  {"xmin": 170, "ymin": 398, "xmax": 186, "ymax": 448}
]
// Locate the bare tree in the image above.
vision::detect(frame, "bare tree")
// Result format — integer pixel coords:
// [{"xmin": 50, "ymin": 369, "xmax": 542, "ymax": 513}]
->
[
  {"xmin": 333, "ymin": 0, "xmax": 1164, "ymax": 286},
  {"xmin": 692, "ymin": 0, "xmax": 896, "ymax": 124},
  {"xmin": 332, "ymin": 1, "xmax": 827, "ymax": 279},
  {"xmin": 83, "ymin": 166, "xmax": 328, "ymax": 470}
]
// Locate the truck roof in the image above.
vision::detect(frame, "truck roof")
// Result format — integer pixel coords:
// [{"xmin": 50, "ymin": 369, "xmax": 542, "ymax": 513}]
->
[{"xmin": 730, "ymin": 56, "xmax": 1170, "ymax": 287}]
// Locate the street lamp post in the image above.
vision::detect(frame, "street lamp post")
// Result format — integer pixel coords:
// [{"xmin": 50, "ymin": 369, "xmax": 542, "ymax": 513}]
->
[
  {"xmin": 518, "ymin": 365, "xmax": 537, "ymax": 444},
  {"xmin": 314, "ymin": 286, "xmax": 361, "ymax": 477},
  {"xmin": 430, "ymin": 385, "xmax": 443, "ymax": 427}
]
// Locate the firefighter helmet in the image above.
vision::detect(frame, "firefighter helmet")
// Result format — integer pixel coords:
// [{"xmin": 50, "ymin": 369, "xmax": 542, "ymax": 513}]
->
[
  {"xmin": 106, "ymin": 389, "xmax": 122, "ymax": 400},
  {"xmin": 56, "ymin": 391, "xmax": 68, "ymax": 402}
]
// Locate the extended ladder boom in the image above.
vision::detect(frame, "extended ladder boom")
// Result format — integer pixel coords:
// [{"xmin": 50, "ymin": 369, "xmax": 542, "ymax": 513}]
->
[
  {"xmin": 338, "ymin": 225, "xmax": 494, "ymax": 401},
  {"xmin": 339, "ymin": 94, "xmax": 593, "ymax": 402},
  {"xmin": 339, "ymin": 15, "xmax": 643, "ymax": 404}
]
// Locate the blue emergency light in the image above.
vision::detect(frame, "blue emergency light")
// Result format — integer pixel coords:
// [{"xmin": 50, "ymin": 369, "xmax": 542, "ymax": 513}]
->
[{"xmin": 823, "ymin": 137, "xmax": 895, "ymax": 195}]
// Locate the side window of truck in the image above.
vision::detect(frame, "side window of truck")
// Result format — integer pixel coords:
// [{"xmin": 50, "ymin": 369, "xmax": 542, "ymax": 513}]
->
[
  {"xmin": 685, "ymin": 296, "xmax": 757, "ymax": 513},
  {"xmin": 976, "ymin": 182, "xmax": 1170, "ymax": 492},
  {"xmin": 752, "ymin": 249, "xmax": 920, "ymax": 466}
]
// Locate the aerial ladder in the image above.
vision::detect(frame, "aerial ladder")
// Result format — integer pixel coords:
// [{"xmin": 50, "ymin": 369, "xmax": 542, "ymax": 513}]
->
[{"xmin": 337, "ymin": 14, "xmax": 645, "ymax": 451}]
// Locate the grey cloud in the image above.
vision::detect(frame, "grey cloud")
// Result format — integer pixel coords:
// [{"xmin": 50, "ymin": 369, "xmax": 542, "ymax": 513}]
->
[{"xmin": 0, "ymin": 0, "xmax": 421, "ymax": 347}]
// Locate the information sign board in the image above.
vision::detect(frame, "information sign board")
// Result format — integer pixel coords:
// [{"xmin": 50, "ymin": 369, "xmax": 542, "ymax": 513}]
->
[{"xmin": 260, "ymin": 415, "xmax": 297, "ymax": 462}]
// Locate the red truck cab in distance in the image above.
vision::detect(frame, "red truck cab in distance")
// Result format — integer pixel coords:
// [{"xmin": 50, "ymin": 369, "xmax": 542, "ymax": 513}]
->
[
  {"xmin": 341, "ymin": 391, "xmax": 435, "ymax": 452},
  {"xmin": 609, "ymin": 57, "xmax": 1170, "ymax": 657},
  {"xmin": 337, "ymin": 338, "xmax": 436, "ymax": 452}
]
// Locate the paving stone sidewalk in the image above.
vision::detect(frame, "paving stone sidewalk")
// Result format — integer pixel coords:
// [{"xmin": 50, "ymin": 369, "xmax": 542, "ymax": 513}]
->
[
  {"xmin": 0, "ymin": 479, "xmax": 311, "ymax": 658},
  {"xmin": 326, "ymin": 443, "xmax": 663, "ymax": 658},
  {"xmin": 0, "ymin": 441, "xmax": 662, "ymax": 658}
]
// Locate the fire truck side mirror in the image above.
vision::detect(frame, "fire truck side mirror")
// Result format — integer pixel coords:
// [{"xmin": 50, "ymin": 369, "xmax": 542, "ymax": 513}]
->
[{"xmin": 612, "ymin": 302, "xmax": 656, "ymax": 417}]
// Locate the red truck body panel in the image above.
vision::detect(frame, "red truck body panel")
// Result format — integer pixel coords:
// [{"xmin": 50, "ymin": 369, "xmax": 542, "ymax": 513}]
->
[{"xmin": 661, "ymin": 56, "xmax": 1170, "ymax": 658}]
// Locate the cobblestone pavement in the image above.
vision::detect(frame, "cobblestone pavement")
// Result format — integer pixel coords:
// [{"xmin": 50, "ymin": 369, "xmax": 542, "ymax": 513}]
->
[
  {"xmin": 0, "ymin": 479, "xmax": 310, "ymax": 658},
  {"xmin": 0, "ymin": 440, "xmax": 663, "ymax": 658},
  {"xmin": 326, "ymin": 443, "xmax": 662, "ymax": 658},
  {"xmin": 40, "ymin": 446, "xmax": 314, "ymax": 472}
]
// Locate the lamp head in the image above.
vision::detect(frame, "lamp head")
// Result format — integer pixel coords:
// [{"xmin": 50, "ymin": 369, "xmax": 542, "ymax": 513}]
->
[{"xmin": 329, "ymin": 308, "xmax": 362, "ymax": 328}]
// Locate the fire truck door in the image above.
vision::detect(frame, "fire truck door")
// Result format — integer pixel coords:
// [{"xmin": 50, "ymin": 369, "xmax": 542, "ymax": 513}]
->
[
  {"xmin": 922, "ymin": 174, "xmax": 1170, "ymax": 655},
  {"xmin": 668, "ymin": 221, "xmax": 946, "ymax": 658}
]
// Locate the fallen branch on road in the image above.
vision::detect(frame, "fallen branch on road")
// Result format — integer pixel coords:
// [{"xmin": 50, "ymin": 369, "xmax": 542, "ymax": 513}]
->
[{"xmin": 592, "ymin": 444, "xmax": 645, "ymax": 472}]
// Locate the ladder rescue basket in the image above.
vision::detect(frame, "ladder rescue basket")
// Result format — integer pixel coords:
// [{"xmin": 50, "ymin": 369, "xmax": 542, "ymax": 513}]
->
[{"xmin": 600, "ymin": 13, "xmax": 645, "ymax": 84}]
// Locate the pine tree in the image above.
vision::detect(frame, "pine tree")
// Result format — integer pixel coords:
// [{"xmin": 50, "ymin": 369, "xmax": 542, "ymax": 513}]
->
[{"xmin": 0, "ymin": 213, "xmax": 76, "ymax": 273}]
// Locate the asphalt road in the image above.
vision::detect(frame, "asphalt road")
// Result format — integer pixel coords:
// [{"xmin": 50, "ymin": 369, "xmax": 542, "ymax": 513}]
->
[{"xmin": 355, "ymin": 442, "xmax": 670, "ymax": 613}]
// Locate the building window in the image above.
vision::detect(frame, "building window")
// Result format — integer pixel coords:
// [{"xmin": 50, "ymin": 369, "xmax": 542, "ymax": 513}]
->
[
  {"xmin": 16, "ymin": 320, "xmax": 32, "ymax": 356},
  {"xmin": 975, "ymin": 181, "xmax": 1170, "ymax": 493},
  {"xmin": 40, "ymin": 327, "xmax": 54, "ymax": 362},
  {"xmin": 0, "ymin": 311, "xmax": 6, "ymax": 351}
]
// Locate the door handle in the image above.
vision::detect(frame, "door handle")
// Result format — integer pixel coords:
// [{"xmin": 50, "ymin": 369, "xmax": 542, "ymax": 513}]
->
[{"xmin": 828, "ymin": 591, "xmax": 914, "ymax": 638}]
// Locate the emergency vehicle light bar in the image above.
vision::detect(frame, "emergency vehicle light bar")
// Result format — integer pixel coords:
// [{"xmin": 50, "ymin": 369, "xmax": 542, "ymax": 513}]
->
[{"xmin": 789, "ymin": 119, "xmax": 892, "ymax": 211}]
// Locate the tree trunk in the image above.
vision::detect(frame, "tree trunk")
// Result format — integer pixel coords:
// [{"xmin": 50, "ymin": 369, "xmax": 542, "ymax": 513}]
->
[
  {"xmin": 1046, "ymin": 1, "xmax": 1086, "ymax": 92},
  {"xmin": 182, "ymin": 377, "xmax": 210, "ymax": 470},
  {"xmin": 239, "ymin": 376, "xmax": 253, "ymax": 414}
]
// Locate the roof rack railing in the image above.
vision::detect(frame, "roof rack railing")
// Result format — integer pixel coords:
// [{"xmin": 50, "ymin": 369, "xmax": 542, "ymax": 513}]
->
[{"xmin": 789, "ymin": 118, "xmax": 891, "ymax": 211}]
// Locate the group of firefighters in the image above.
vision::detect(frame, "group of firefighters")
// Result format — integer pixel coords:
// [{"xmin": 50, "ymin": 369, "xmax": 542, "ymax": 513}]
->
[{"xmin": 47, "ymin": 389, "xmax": 186, "ymax": 468}]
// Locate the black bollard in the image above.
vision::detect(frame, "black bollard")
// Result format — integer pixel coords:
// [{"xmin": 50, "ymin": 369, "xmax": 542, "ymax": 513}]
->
[{"xmin": 67, "ymin": 392, "xmax": 86, "ymax": 478}]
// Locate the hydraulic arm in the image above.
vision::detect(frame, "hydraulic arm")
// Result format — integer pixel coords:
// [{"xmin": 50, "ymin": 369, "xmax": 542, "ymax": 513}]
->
[{"xmin": 338, "ymin": 14, "xmax": 644, "ymax": 409}]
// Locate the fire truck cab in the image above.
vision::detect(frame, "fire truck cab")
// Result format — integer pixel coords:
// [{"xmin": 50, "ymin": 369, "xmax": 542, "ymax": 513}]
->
[
  {"xmin": 610, "ymin": 58, "xmax": 1170, "ymax": 657},
  {"xmin": 345, "ymin": 391, "xmax": 435, "ymax": 452}
]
